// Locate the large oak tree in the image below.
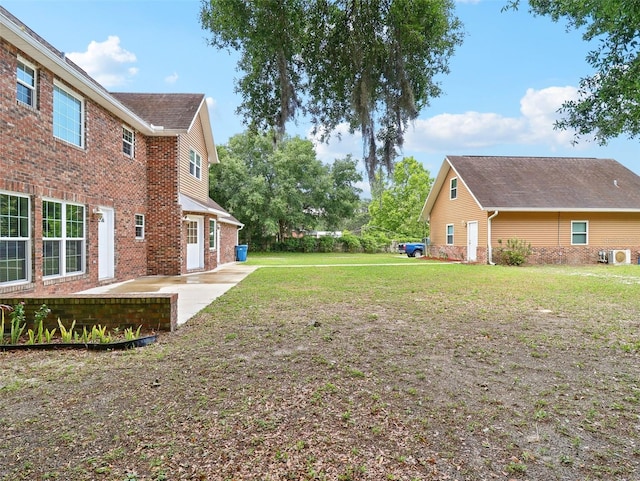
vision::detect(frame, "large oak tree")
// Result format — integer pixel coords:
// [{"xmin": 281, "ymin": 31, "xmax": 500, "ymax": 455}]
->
[{"xmin": 200, "ymin": 0, "xmax": 463, "ymax": 185}]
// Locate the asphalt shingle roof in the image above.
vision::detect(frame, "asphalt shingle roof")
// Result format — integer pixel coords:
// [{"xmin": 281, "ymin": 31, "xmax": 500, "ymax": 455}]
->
[
  {"xmin": 111, "ymin": 93, "xmax": 205, "ymax": 130},
  {"xmin": 448, "ymin": 156, "xmax": 640, "ymax": 210}
]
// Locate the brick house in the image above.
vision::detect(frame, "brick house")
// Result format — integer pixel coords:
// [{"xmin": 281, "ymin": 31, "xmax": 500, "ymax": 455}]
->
[
  {"xmin": 0, "ymin": 7, "xmax": 242, "ymax": 296},
  {"xmin": 420, "ymin": 155, "xmax": 640, "ymax": 265}
]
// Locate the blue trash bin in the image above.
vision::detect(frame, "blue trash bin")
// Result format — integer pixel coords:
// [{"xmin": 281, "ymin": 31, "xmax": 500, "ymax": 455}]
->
[{"xmin": 235, "ymin": 244, "xmax": 248, "ymax": 262}]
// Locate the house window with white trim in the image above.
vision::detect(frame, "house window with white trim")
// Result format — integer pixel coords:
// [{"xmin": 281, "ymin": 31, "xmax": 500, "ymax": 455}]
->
[
  {"xmin": 123, "ymin": 126, "xmax": 134, "ymax": 157},
  {"xmin": 0, "ymin": 193, "xmax": 30, "ymax": 284},
  {"xmin": 450, "ymin": 178, "xmax": 458, "ymax": 200},
  {"xmin": 53, "ymin": 83, "xmax": 84, "ymax": 147},
  {"xmin": 571, "ymin": 221, "xmax": 588, "ymax": 245},
  {"xmin": 17, "ymin": 59, "xmax": 37, "ymax": 108},
  {"xmin": 209, "ymin": 219, "xmax": 217, "ymax": 249},
  {"xmin": 43, "ymin": 200, "xmax": 85, "ymax": 277},
  {"xmin": 446, "ymin": 224, "xmax": 454, "ymax": 245},
  {"xmin": 189, "ymin": 149, "xmax": 202, "ymax": 179},
  {"xmin": 135, "ymin": 214, "xmax": 145, "ymax": 239}
]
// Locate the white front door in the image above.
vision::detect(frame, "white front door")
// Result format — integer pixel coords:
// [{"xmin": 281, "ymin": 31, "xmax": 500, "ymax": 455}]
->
[
  {"xmin": 467, "ymin": 221, "xmax": 478, "ymax": 262},
  {"xmin": 186, "ymin": 217, "xmax": 204, "ymax": 270},
  {"xmin": 98, "ymin": 207, "xmax": 115, "ymax": 279}
]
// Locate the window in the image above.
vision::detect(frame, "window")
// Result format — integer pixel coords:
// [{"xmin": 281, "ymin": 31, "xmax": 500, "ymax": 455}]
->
[
  {"xmin": 189, "ymin": 149, "xmax": 202, "ymax": 179},
  {"xmin": 17, "ymin": 59, "xmax": 37, "ymax": 108},
  {"xmin": 209, "ymin": 219, "xmax": 217, "ymax": 249},
  {"xmin": 123, "ymin": 126, "xmax": 134, "ymax": 157},
  {"xmin": 135, "ymin": 214, "xmax": 145, "ymax": 239},
  {"xmin": 0, "ymin": 193, "xmax": 30, "ymax": 284},
  {"xmin": 446, "ymin": 224, "xmax": 454, "ymax": 245},
  {"xmin": 53, "ymin": 83, "xmax": 84, "ymax": 147},
  {"xmin": 187, "ymin": 221, "xmax": 198, "ymax": 244},
  {"xmin": 571, "ymin": 221, "xmax": 588, "ymax": 245},
  {"xmin": 43, "ymin": 200, "xmax": 85, "ymax": 277},
  {"xmin": 450, "ymin": 178, "xmax": 458, "ymax": 200}
]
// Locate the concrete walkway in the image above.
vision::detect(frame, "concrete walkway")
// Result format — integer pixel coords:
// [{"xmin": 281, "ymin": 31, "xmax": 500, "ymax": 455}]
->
[{"xmin": 80, "ymin": 263, "xmax": 258, "ymax": 326}]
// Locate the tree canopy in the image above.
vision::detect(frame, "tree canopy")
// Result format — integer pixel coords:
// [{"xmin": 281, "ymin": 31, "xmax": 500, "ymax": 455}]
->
[
  {"xmin": 506, "ymin": 0, "xmax": 640, "ymax": 144},
  {"xmin": 210, "ymin": 132, "xmax": 362, "ymax": 247},
  {"xmin": 366, "ymin": 156, "xmax": 432, "ymax": 239},
  {"xmin": 200, "ymin": 0, "xmax": 463, "ymax": 184}
]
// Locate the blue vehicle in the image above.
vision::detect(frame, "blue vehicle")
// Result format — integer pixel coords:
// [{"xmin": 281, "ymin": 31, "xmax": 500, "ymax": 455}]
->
[{"xmin": 398, "ymin": 242, "xmax": 425, "ymax": 258}]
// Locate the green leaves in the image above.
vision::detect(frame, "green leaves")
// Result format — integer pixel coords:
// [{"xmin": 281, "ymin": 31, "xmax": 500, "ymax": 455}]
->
[
  {"xmin": 201, "ymin": 0, "xmax": 463, "ymax": 184},
  {"xmin": 210, "ymin": 132, "xmax": 361, "ymax": 247}
]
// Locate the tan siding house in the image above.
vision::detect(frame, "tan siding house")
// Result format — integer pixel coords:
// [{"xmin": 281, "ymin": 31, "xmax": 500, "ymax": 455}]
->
[{"xmin": 420, "ymin": 156, "xmax": 640, "ymax": 265}]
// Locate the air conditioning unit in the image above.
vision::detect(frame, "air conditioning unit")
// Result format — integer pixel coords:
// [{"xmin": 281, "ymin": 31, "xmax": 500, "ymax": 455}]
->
[{"xmin": 609, "ymin": 249, "xmax": 631, "ymax": 265}]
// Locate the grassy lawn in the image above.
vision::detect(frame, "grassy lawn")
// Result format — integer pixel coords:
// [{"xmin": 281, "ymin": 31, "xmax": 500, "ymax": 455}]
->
[{"xmin": 2, "ymin": 256, "xmax": 640, "ymax": 480}]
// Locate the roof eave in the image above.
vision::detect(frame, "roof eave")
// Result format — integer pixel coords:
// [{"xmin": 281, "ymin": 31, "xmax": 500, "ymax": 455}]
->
[{"xmin": 482, "ymin": 207, "xmax": 640, "ymax": 213}]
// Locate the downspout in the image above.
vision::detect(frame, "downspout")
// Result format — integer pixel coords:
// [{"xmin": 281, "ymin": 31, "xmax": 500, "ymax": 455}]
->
[{"xmin": 487, "ymin": 210, "xmax": 499, "ymax": 265}]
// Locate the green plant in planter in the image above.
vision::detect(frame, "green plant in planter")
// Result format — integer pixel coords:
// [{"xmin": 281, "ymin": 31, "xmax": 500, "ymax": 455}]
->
[
  {"xmin": 9, "ymin": 302, "xmax": 26, "ymax": 345},
  {"xmin": 0, "ymin": 304, "xmax": 12, "ymax": 343},
  {"xmin": 26, "ymin": 304, "xmax": 53, "ymax": 344},
  {"xmin": 124, "ymin": 326, "xmax": 142, "ymax": 341},
  {"xmin": 58, "ymin": 319, "xmax": 76, "ymax": 343},
  {"xmin": 92, "ymin": 324, "xmax": 111, "ymax": 344}
]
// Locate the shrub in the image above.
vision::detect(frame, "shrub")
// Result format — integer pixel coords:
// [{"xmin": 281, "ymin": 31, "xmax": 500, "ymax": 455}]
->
[
  {"xmin": 498, "ymin": 238, "xmax": 532, "ymax": 266},
  {"xmin": 318, "ymin": 236, "xmax": 336, "ymax": 253},
  {"xmin": 339, "ymin": 231, "xmax": 362, "ymax": 253},
  {"xmin": 301, "ymin": 236, "xmax": 317, "ymax": 253}
]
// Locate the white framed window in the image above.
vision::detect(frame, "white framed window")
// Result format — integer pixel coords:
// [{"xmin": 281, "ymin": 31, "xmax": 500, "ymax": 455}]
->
[
  {"xmin": 450, "ymin": 178, "xmax": 458, "ymax": 200},
  {"xmin": 189, "ymin": 149, "xmax": 202, "ymax": 180},
  {"xmin": 0, "ymin": 192, "xmax": 30, "ymax": 284},
  {"xmin": 17, "ymin": 58, "xmax": 37, "ymax": 108},
  {"xmin": 209, "ymin": 219, "xmax": 217, "ymax": 249},
  {"xmin": 42, "ymin": 200, "xmax": 85, "ymax": 277},
  {"xmin": 571, "ymin": 221, "xmax": 588, "ymax": 245},
  {"xmin": 135, "ymin": 214, "xmax": 145, "ymax": 239},
  {"xmin": 123, "ymin": 126, "xmax": 134, "ymax": 157},
  {"xmin": 53, "ymin": 82, "xmax": 84, "ymax": 147},
  {"xmin": 446, "ymin": 224, "xmax": 454, "ymax": 245}
]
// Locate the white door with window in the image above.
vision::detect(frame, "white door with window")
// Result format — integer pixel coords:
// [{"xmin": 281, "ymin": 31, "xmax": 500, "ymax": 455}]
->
[
  {"xmin": 98, "ymin": 207, "xmax": 115, "ymax": 279},
  {"xmin": 467, "ymin": 221, "xmax": 478, "ymax": 262},
  {"xmin": 186, "ymin": 217, "xmax": 204, "ymax": 270}
]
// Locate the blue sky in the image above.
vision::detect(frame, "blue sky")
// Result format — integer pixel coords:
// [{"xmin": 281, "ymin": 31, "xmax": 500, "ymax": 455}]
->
[{"xmin": 3, "ymin": 0, "xmax": 638, "ymax": 196}]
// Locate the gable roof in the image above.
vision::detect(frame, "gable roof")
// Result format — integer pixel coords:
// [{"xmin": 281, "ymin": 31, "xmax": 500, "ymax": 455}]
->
[
  {"xmin": 421, "ymin": 155, "xmax": 640, "ymax": 220},
  {"xmin": 112, "ymin": 93, "xmax": 218, "ymax": 163}
]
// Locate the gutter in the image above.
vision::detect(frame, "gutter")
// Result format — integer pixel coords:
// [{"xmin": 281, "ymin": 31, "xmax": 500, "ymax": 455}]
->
[{"xmin": 487, "ymin": 210, "xmax": 499, "ymax": 265}]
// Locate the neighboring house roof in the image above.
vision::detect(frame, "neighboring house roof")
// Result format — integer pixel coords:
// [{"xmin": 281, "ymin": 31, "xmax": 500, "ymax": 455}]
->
[{"xmin": 421, "ymin": 155, "xmax": 640, "ymax": 220}]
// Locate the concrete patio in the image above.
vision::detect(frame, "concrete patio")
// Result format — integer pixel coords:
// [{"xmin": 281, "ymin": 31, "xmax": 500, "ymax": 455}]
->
[{"xmin": 80, "ymin": 263, "xmax": 258, "ymax": 326}]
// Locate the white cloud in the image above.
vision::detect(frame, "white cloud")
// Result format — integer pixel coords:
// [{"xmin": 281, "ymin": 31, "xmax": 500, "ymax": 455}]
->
[
  {"xmin": 206, "ymin": 97, "xmax": 216, "ymax": 110},
  {"xmin": 165, "ymin": 72, "xmax": 179, "ymax": 84},
  {"xmin": 67, "ymin": 36, "xmax": 137, "ymax": 88},
  {"xmin": 405, "ymin": 86, "xmax": 581, "ymax": 152}
]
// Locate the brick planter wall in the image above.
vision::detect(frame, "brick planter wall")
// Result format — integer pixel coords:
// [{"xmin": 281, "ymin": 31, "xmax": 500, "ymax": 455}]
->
[{"xmin": 0, "ymin": 294, "xmax": 177, "ymax": 333}]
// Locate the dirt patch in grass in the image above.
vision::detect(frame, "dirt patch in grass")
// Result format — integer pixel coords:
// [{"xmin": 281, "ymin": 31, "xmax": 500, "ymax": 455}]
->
[{"xmin": 1, "ymin": 263, "xmax": 640, "ymax": 480}]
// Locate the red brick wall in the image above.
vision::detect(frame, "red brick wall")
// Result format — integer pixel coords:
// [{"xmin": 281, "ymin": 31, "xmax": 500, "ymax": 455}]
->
[
  {"xmin": 220, "ymin": 222, "xmax": 239, "ymax": 263},
  {"xmin": 1, "ymin": 40, "xmax": 149, "ymax": 294},
  {"xmin": 145, "ymin": 136, "xmax": 183, "ymax": 275}
]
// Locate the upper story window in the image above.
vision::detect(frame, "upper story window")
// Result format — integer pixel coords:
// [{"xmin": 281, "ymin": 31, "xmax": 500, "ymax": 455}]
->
[
  {"xmin": 0, "ymin": 192, "xmax": 30, "ymax": 284},
  {"xmin": 42, "ymin": 200, "xmax": 85, "ymax": 277},
  {"xmin": 571, "ymin": 221, "xmax": 588, "ymax": 245},
  {"xmin": 189, "ymin": 149, "xmax": 202, "ymax": 180},
  {"xmin": 123, "ymin": 126, "xmax": 134, "ymax": 157},
  {"xmin": 53, "ymin": 83, "xmax": 84, "ymax": 147},
  {"xmin": 135, "ymin": 214, "xmax": 145, "ymax": 239},
  {"xmin": 446, "ymin": 224, "xmax": 454, "ymax": 245},
  {"xmin": 450, "ymin": 178, "xmax": 458, "ymax": 200},
  {"xmin": 17, "ymin": 59, "xmax": 37, "ymax": 108}
]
